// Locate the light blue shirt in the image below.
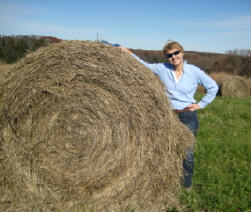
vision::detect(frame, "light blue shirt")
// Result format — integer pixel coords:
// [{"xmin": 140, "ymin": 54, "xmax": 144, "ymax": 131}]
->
[{"xmin": 132, "ymin": 53, "xmax": 218, "ymax": 110}]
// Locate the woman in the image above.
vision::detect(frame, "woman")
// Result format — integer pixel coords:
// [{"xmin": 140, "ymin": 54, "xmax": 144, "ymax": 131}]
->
[{"xmin": 119, "ymin": 41, "xmax": 218, "ymax": 188}]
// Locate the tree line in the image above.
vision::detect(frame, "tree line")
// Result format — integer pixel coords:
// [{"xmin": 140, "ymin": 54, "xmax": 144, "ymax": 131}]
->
[
  {"xmin": 131, "ymin": 49, "xmax": 251, "ymax": 78},
  {"xmin": 0, "ymin": 35, "xmax": 61, "ymax": 63}
]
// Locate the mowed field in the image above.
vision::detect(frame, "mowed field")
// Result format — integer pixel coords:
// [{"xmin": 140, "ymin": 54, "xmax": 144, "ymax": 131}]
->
[
  {"xmin": 0, "ymin": 61, "xmax": 250, "ymax": 211},
  {"xmin": 181, "ymin": 93, "xmax": 251, "ymax": 212}
]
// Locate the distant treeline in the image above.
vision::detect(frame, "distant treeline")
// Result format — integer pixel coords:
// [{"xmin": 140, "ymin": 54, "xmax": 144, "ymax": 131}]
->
[
  {"xmin": 0, "ymin": 35, "xmax": 61, "ymax": 63},
  {"xmin": 0, "ymin": 35, "xmax": 250, "ymax": 78},
  {"xmin": 131, "ymin": 49, "xmax": 251, "ymax": 78},
  {"xmin": 226, "ymin": 49, "xmax": 251, "ymax": 57}
]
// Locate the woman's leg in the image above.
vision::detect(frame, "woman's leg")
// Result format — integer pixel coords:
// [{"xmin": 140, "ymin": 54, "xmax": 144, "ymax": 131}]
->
[
  {"xmin": 178, "ymin": 111, "xmax": 199, "ymax": 137},
  {"xmin": 177, "ymin": 111, "xmax": 199, "ymax": 188}
]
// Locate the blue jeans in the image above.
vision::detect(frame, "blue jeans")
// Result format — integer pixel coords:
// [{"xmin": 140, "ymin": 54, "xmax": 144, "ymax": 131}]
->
[{"xmin": 177, "ymin": 111, "xmax": 199, "ymax": 188}]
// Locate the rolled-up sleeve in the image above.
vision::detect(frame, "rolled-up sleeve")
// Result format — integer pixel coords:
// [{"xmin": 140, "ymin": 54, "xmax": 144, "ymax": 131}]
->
[{"xmin": 197, "ymin": 70, "xmax": 218, "ymax": 108}]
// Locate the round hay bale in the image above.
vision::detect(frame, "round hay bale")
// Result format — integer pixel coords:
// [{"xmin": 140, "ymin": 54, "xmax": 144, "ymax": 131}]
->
[
  {"xmin": 0, "ymin": 41, "xmax": 194, "ymax": 211},
  {"xmin": 221, "ymin": 76, "xmax": 249, "ymax": 98}
]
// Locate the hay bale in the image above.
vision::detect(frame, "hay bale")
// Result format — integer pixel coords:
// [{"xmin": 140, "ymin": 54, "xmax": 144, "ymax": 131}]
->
[
  {"xmin": 221, "ymin": 76, "xmax": 249, "ymax": 98},
  {"xmin": 210, "ymin": 72, "xmax": 249, "ymax": 97},
  {"xmin": 0, "ymin": 41, "xmax": 194, "ymax": 211}
]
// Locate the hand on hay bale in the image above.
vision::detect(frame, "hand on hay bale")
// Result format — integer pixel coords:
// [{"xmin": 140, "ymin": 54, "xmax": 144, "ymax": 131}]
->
[
  {"xmin": 0, "ymin": 41, "xmax": 194, "ymax": 212},
  {"xmin": 118, "ymin": 46, "xmax": 132, "ymax": 54}
]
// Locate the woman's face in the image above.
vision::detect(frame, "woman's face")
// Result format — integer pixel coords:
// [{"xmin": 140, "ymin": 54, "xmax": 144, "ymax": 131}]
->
[{"xmin": 166, "ymin": 48, "xmax": 184, "ymax": 67}]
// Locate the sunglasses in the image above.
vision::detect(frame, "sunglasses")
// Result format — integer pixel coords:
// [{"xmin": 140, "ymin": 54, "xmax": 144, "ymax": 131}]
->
[{"xmin": 166, "ymin": 50, "xmax": 181, "ymax": 59}]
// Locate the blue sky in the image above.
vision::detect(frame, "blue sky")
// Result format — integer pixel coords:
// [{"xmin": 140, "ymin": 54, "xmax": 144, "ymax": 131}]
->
[{"xmin": 1, "ymin": 0, "xmax": 251, "ymax": 53}]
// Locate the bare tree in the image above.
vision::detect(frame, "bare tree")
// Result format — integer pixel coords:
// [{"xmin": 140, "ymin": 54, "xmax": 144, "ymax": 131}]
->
[{"xmin": 226, "ymin": 49, "xmax": 251, "ymax": 57}]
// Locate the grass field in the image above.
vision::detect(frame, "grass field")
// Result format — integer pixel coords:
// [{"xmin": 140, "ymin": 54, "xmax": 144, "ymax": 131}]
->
[{"xmin": 180, "ymin": 94, "xmax": 251, "ymax": 212}]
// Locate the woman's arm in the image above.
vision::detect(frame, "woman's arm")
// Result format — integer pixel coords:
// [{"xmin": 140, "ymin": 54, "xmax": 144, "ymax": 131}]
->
[
  {"xmin": 119, "ymin": 47, "xmax": 160, "ymax": 74},
  {"xmin": 197, "ymin": 70, "xmax": 219, "ymax": 109}
]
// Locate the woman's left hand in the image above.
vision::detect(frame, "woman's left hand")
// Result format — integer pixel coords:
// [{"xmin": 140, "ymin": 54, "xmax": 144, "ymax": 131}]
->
[
  {"xmin": 119, "ymin": 46, "xmax": 132, "ymax": 54},
  {"xmin": 185, "ymin": 104, "xmax": 201, "ymax": 111}
]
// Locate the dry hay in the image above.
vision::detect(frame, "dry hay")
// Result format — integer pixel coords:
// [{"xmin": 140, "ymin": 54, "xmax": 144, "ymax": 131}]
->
[
  {"xmin": 210, "ymin": 72, "xmax": 249, "ymax": 97},
  {"xmin": 0, "ymin": 62, "xmax": 15, "ymax": 84},
  {"xmin": 210, "ymin": 72, "xmax": 233, "ymax": 86},
  {"xmin": 246, "ymin": 78, "xmax": 251, "ymax": 96},
  {"xmin": 0, "ymin": 41, "xmax": 194, "ymax": 212}
]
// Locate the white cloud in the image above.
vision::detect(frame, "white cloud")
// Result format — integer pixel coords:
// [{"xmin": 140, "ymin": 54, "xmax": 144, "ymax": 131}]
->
[
  {"xmin": 25, "ymin": 22, "xmax": 101, "ymax": 40},
  {"xmin": 0, "ymin": 19, "xmax": 102, "ymax": 40},
  {"xmin": 0, "ymin": 1, "xmax": 46, "ymax": 17},
  {"xmin": 203, "ymin": 15, "xmax": 251, "ymax": 30},
  {"xmin": 184, "ymin": 14, "xmax": 251, "ymax": 39},
  {"xmin": 0, "ymin": 2, "xmax": 103, "ymax": 40},
  {"xmin": 190, "ymin": 14, "xmax": 251, "ymax": 30}
]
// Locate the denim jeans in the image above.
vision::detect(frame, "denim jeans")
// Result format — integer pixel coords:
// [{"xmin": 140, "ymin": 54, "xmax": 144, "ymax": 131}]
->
[{"xmin": 177, "ymin": 111, "xmax": 199, "ymax": 188}]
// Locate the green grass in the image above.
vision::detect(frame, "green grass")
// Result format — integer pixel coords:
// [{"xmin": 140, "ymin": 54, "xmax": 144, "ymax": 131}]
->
[{"xmin": 180, "ymin": 94, "xmax": 251, "ymax": 211}]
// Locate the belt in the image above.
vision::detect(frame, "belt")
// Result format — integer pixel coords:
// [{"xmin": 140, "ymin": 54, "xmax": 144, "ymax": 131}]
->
[{"xmin": 173, "ymin": 109, "xmax": 188, "ymax": 113}]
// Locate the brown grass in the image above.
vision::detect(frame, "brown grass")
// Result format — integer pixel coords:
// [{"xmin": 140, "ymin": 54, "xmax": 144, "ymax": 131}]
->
[
  {"xmin": 0, "ymin": 41, "xmax": 194, "ymax": 211},
  {"xmin": 196, "ymin": 85, "xmax": 206, "ymax": 93},
  {"xmin": 246, "ymin": 78, "xmax": 251, "ymax": 96},
  {"xmin": 209, "ymin": 72, "xmax": 233, "ymax": 85}
]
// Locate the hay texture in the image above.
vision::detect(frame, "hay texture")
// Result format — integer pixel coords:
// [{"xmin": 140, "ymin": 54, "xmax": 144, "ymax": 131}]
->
[{"xmin": 0, "ymin": 41, "xmax": 194, "ymax": 211}]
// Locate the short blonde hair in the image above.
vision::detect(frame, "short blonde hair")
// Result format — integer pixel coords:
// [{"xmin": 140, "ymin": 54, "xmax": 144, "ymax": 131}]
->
[{"xmin": 163, "ymin": 40, "xmax": 184, "ymax": 55}]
